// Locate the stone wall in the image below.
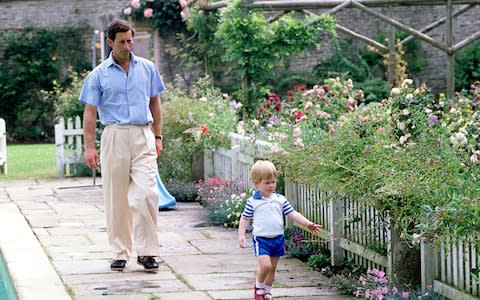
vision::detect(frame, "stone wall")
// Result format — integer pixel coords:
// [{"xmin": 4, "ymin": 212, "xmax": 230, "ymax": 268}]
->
[{"xmin": 1, "ymin": 0, "xmax": 479, "ymax": 92}]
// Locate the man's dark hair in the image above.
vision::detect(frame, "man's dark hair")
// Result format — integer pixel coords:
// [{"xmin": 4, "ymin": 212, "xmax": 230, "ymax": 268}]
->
[{"xmin": 107, "ymin": 19, "xmax": 135, "ymax": 41}]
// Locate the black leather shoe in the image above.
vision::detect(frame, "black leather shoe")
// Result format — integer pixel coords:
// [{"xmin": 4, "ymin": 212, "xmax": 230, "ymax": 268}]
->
[
  {"xmin": 110, "ymin": 259, "xmax": 126, "ymax": 271},
  {"xmin": 137, "ymin": 256, "xmax": 159, "ymax": 272}
]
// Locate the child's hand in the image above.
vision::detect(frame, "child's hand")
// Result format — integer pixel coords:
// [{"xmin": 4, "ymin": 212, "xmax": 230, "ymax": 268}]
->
[
  {"xmin": 239, "ymin": 235, "xmax": 246, "ymax": 248},
  {"xmin": 306, "ymin": 222, "xmax": 322, "ymax": 234}
]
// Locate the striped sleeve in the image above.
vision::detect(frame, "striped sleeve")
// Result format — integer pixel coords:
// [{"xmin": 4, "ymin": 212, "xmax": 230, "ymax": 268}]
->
[
  {"xmin": 282, "ymin": 197, "xmax": 295, "ymax": 215},
  {"xmin": 241, "ymin": 198, "xmax": 254, "ymax": 219}
]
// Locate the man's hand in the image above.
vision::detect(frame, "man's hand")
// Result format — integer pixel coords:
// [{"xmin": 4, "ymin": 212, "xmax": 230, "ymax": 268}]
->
[
  {"xmin": 84, "ymin": 148, "xmax": 100, "ymax": 169},
  {"xmin": 155, "ymin": 139, "xmax": 163, "ymax": 157}
]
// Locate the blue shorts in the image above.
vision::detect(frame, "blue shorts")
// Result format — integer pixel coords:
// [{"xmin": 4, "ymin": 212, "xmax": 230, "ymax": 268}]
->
[{"xmin": 253, "ymin": 235, "xmax": 285, "ymax": 257}]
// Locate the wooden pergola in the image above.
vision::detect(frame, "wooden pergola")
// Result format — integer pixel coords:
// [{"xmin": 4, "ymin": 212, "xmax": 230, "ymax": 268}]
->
[{"xmin": 200, "ymin": 0, "xmax": 480, "ymax": 97}]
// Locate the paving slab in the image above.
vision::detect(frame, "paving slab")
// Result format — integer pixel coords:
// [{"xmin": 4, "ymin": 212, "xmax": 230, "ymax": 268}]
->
[{"xmin": 0, "ymin": 177, "xmax": 351, "ymax": 300}]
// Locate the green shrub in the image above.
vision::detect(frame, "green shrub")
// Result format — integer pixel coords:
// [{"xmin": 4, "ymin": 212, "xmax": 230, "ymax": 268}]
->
[
  {"xmin": 195, "ymin": 177, "xmax": 249, "ymax": 228},
  {"xmin": 284, "ymin": 227, "xmax": 318, "ymax": 261},
  {"xmin": 455, "ymin": 39, "xmax": 480, "ymax": 91},
  {"xmin": 307, "ymin": 253, "xmax": 330, "ymax": 270},
  {"xmin": 0, "ymin": 26, "xmax": 90, "ymax": 142},
  {"xmin": 163, "ymin": 179, "xmax": 197, "ymax": 202},
  {"xmin": 49, "ymin": 68, "xmax": 89, "ymax": 120}
]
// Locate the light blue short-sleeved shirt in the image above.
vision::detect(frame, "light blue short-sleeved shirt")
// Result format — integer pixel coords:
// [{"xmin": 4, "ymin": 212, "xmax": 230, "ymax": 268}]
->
[
  {"xmin": 242, "ymin": 190, "xmax": 295, "ymax": 237},
  {"xmin": 79, "ymin": 52, "xmax": 165, "ymax": 125}
]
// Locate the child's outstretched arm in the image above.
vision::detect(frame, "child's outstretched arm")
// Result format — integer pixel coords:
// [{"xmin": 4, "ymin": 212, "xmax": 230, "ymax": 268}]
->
[
  {"xmin": 238, "ymin": 216, "xmax": 250, "ymax": 248},
  {"xmin": 287, "ymin": 211, "xmax": 322, "ymax": 234}
]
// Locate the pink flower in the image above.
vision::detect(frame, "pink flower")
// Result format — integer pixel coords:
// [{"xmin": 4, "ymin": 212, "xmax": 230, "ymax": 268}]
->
[
  {"xmin": 179, "ymin": 0, "xmax": 188, "ymax": 8},
  {"xmin": 131, "ymin": 0, "xmax": 141, "ymax": 9},
  {"xmin": 180, "ymin": 9, "xmax": 190, "ymax": 21},
  {"xmin": 123, "ymin": 7, "xmax": 132, "ymax": 15},
  {"xmin": 402, "ymin": 291, "xmax": 409, "ymax": 299},
  {"xmin": 144, "ymin": 8, "xmax": 153, "ymax": 18}
]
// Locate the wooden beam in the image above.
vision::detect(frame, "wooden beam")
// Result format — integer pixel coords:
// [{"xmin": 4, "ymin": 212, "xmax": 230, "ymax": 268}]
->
[
  {"xmin": 452, "ymin": 30, "xmax": 480, "ymax": 52},
  {"xmin": 302, "ymin": 9, "xmax": 388, "ymax": 52},
  {"xmin": 401, "ymin": 4, "xmax": 476, "ymax": 45},
  {"xmin": 200, "ymin": 0, "xmax": 480, "ymax": 11},
  {"xmin": 446, "ymin": 0, "xmax": 454, "ymax": 98},
  {"xmin": 351, "ymin": 1, "xmax": 451, "ymax": 53}
]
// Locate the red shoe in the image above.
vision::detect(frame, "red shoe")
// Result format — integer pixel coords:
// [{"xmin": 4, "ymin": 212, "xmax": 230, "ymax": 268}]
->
[{"xmin": 254, "ymin": 284, "xmax": 265, "ymax": 300}]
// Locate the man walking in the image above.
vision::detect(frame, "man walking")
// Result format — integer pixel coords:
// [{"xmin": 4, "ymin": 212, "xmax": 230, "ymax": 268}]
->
[{"xmin": 79, "ymin": 19, "xmax": 164, "ymax": 272}]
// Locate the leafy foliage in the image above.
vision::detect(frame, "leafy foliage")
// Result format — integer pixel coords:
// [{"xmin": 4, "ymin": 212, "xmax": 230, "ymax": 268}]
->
[
  {"xmin": 455, "ymin": 39, "xmax": 480, "ymax": 91},
  {"xmin": 122, "ymin": 0, "xmax": 187, "ymax": 34},
  {"xmin": 271, "ymin": 80, "xmax": 480, "ymax": 244},
  {"xmin": 163, "ymin": 179, "xmax": 198, "ymax": 202},
  {"xmin": 284, "ymin": 227, "xmax": 319, "ymax": 261},
  {"xmin": 43, "ymin": 68, "xmax": 89, "ymax": 120},
  {"xmin": 195, "ymin": 177, "xmax": 249, "ymax": 227},
  {"xmin": 0, "ymin": 26, "xmax": 90, "ymax": 142}
]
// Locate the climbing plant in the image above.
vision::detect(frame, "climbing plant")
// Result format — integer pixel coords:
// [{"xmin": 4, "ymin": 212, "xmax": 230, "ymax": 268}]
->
[{"xmin": 186, "ymin": 0, "xmax": 336, "ymax": 113}]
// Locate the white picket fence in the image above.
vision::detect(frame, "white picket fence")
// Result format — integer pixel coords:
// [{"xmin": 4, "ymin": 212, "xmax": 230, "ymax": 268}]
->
[
  {"xmin": 207, "ymin": 133, "xmax": 479, "ymax": 300},
  {"xmin": 205, "ymin": 134, "xmax": 391, "ymax": 273},
  {"xmin": 422, "ymin": 240, "xmax": 480, "ymax": 300},
  {"xmin": 54, "ymin": 116, "xmax": 84, "ymax": 177},
  {"xmin": 0, "ymin": 118, "xmax": 7, "ymax": 175}
]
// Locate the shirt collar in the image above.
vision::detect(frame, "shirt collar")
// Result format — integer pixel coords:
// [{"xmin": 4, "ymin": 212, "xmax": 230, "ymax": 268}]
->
[
  {"xmin": 253, "ymin": 190, "xmax": 276, "ymax": 199},
  {"xmin": 105, "ymin": 51, "xmax": 138, "ymax": 67}
]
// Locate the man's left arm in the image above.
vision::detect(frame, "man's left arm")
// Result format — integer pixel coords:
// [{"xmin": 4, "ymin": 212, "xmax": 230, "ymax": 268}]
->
[{"xmin": 150, "ymin": 94, "xmax": 163, "ymax": 157}]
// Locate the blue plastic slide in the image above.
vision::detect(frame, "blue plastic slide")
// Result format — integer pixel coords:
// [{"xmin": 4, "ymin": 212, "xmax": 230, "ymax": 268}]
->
[{"xmin": 156, "ymin": 172, "xmax": 177, "ymax": 209}]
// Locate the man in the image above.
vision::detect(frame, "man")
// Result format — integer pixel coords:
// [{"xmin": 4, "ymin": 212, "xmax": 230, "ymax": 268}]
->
[{"xmin": 79, "ymin": 19, "xmax": 164, "ymax": 272}]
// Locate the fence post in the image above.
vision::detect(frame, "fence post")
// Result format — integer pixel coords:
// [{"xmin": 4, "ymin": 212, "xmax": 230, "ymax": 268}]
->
[
  {"xmin": 231, "ymin": 145, "xmax": 240, "ymax": 181},
  {"xmin": 75, "ymin": 116, "xmax": 83, "ymax": 163},
  {"xmin": 329, "ymin": 194, "xmax": 344, "ymax": 266},
  {"xmin": 285, "ymin": 179, "xmax": 299, "ymax": 228},
  {"xmin": 421, "ymin": 241, "xmax": 436, "ymax": 293},
  {"xmin": 0, "ymin": 118, "xmax": 7, "ymax": 175},
  {"xmin": 203, "ymin": 149, "xmax": 214, "ymax": 179},
  {"xmin": 55, "ymin": 118, "xmax": 65, "ymax": 177}
]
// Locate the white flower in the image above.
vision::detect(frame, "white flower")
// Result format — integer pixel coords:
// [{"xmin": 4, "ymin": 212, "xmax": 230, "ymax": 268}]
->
[
  {"xmin": 199, "ymin": 96, "xmax": 207, "ymax": 102},
  {"xmin": 401, "ymin": 79, "xmax": 413, "ymax": 88},
  {"xmin": 271, "ymin": 144, "xmax": 281, "ymax": 153},
  {"xmin": 470, "ymin": 151, "xmax": 479, "ymax": 163},
  {"xmin": 390, "ymin": 88, "xmax": 401, "ymax": 95},
  {"xmin": 397, "ymin": 121, "xmax": 406, "ymax": 131},
  {"xmin": 405, "ymin": 93, "xmax": 414, "ymax": 100},
  {"xmin": 450, "ymin": 132, "xmax": 468, "ymax": 146},
  {"xmin": 402, "ymin": 109, "xmax": 410, "ymax": 116}
]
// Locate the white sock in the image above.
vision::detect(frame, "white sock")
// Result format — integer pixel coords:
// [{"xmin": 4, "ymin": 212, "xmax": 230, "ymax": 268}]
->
[
  {"xmin": 255, "ymin": 281, "xmax": 265, "ymax": 294},
  {"xmin": 264, "ymin": 284, "xmax": 272, "ymax": 294}
]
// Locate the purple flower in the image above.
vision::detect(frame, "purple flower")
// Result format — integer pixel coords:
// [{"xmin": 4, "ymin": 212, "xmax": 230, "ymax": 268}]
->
[{"xmin": 428, "ymin": 115, "xmax": 438, "ymax": 126}]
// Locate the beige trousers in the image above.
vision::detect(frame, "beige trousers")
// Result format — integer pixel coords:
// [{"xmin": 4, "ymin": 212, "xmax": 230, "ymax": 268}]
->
[{"xmin": 100, "ymin": 124, "xmax": 160, "ymax": 260}]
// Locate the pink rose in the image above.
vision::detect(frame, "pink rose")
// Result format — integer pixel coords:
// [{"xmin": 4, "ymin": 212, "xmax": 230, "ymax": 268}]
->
[
  {"xmin": 144, "ymin": 8, "xmax": 153, "ymax": 18},
  {"xmin": 123, "ymin": 7, "xmax": 132, "ymax": 15},
  {"xmin": 131, "ymin": 0, "xmax": 141, "ymax": 9}
]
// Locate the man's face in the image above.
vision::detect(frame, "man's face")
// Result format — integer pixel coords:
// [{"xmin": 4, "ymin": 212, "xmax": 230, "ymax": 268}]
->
[{"xmin": 108, "ymin": 30, "xmax": 133, "ymax": 61}]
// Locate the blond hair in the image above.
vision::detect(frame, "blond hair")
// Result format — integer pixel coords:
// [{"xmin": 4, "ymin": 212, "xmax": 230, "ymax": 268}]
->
[{"xmin": 250, "ymin": 160, "xmax": 277, "ymax": 185}]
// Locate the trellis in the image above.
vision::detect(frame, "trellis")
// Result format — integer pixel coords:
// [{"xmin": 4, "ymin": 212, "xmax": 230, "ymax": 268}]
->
[{"xmin": 200, "ymin": 0, "xmax": 480, "ymax": 97}]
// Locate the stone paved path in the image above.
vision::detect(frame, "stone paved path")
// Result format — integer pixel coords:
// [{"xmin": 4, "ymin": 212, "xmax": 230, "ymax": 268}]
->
[{"xmin": 0, "ymin": 177, "xmax": 351, "ymax": 300}]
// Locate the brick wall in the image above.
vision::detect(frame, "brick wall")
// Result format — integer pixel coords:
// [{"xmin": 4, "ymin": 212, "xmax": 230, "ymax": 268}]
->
[{"xmin": 1, "ymin": 0, "xmax": 479, "ymax": 92}]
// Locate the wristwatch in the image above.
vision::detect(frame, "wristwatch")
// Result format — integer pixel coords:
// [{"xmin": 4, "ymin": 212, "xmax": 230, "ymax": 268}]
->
[{"xmin": 155, "ymin": 135, "xmax": 163, "ymax": 140}]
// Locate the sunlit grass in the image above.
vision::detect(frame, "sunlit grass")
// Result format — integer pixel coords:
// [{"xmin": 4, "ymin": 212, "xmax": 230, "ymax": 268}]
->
[{"xmin": 0, "ymin": 144, "xmax": 56, "ymax": 180}]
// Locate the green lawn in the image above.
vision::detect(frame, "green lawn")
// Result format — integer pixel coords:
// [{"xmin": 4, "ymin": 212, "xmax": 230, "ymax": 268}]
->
[{"xmin": 0, "ymin": 144, "xmax": 57, "ymax": 180}]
